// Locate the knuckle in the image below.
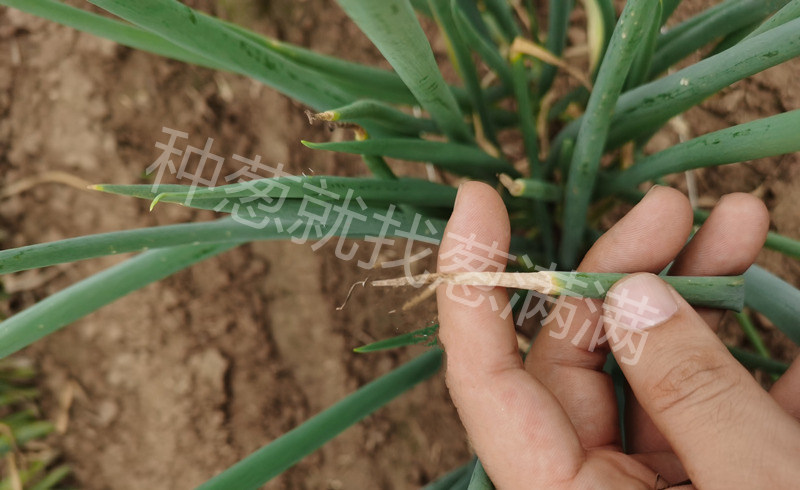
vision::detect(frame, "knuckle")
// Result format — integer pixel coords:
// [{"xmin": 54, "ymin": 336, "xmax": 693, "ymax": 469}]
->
[{"xmin": 646, "ymin": 351, "xmax": 740, "ymax": 416}]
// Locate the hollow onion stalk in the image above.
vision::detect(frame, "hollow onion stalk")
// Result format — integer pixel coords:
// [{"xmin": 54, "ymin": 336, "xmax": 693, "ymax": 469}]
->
[
  {"xmin": 373, "ymin": 271, "xmax": 746, "ymax": 311},
  {"xmin": 560, "ymin": 0, "xmax": 661, "ymax": 269}
]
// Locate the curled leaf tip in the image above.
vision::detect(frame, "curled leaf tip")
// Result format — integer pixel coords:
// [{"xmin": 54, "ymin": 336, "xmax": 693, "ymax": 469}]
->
[
  {"xmin": 498, "ymin": 173, "xmax": 523, "ymax": 196},
  {"xmin": 305, "ymin": 110, "xmax": 338, "ymax": 125},
  {"xmin": 354, "ymin": 128, "xmax": 370, "ymax": 141},
  {"xmin": 149, "ymin": 193, "xmax": 166, "ymax": 211},
  {"xmin": 319, "ymin": 110, "xmax": 338, "ymax": 121}
]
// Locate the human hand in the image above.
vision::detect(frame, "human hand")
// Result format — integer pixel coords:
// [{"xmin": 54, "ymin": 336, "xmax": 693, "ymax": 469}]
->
[{"xmin": 436, "ymin": 182, "xmax": 800, "ymax": 489}]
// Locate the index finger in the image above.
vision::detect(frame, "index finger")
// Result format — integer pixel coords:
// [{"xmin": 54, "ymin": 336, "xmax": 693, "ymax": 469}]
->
[{"xmin": 436, "ymin": 182, "xmax": 584, "ymax": 487}]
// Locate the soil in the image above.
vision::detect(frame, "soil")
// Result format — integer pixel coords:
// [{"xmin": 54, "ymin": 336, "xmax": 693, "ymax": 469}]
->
[{"xmin": 0, "ymin": 1, "xmax": 797, "ymax": 489}]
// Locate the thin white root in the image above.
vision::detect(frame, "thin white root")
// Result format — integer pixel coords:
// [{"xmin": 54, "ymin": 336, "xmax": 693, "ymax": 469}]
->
[{"xmin": 337, "ymin": 278, "xmax": 369, "ymax": 311}]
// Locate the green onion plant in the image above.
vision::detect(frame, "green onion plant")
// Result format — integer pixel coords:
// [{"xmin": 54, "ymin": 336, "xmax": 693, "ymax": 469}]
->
[
  {"xmin": 1, "ymin": 0, "xmax": 800, "ymax": 487},
  {"xmin": 0, "ymin": 358, "xmax": 71, "ymax": 489}
]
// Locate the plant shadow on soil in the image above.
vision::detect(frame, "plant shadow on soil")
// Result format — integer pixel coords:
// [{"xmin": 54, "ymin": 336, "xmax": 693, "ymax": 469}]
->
[{"xmin": 0, "ymin": 0, "xmax": 797, "ymax": 488}]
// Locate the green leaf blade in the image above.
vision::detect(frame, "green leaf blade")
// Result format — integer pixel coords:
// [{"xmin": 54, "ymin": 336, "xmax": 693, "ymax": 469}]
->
[
  {"xmin": 745, "ymin": 0, "xmax": 800, "ymax": 40},
  {"xmin": 605, "ymin": 109, "xmax": 800, "ymax": 191},
  {"xmin": 335, "ymin": 0, "xmax": 473, "ymax": 142},
  {"xmin": 0, "ymin": 220, "xmax": 246, "ymax": 275},
  {"xmin": 422, "ymin": 459, "xmax": 475, "ymax": 490},
  {"xmin": 559, "ymin": 0, "xmax": 661, "ymax": 268},
  {"xmin": 0, "ymin": 0, "xmax": 227, "ymax": 70},
  {"xmin": 318, "ymin": 100, "xmax": 438, "ymax": 135},
  {"xmin": 302, "ymin": 139, "xmax": 516, "ymax": 178},
  {"xmin": 550, "ymin": 17, "xmax": 800, "ymax": 159},
  {"xmin": 88, "ymin": 0, "xmax": 353, "ymax": 109},
  {"xmin": 744, "ymin": 265, "xmax": 800, "ymax": 345},
  {"xmin": 197, "ymin": 349, "xmax": 443, "ymax": 489},
  {"xmin": 466, "ymin": 460, "xmax": 494, "ymax": 490},
  {"xmin": 650, "ymin": 0, "xmax": 790, "ymax": 77},
  {"xmin": 626, "ymin": 0, "xmax": 662, "ymax": 88},
  {"xmin": 540, "ymin": 0, "xmax": 575, "ymax": 94},
  {"xmin": 354, "ymin": 324, "xmax": 439, "ymax": 353},
  {"xmin": 451, "ymin": 5, "xmax": 514, "ymax": 89},
  {"xmin": 98, "ymin": 176, "xmax": 458, "ymax": 210},
  {"xmin": 0, "ymin": 243, "xmax": 237, "ymax": 359},
  {"xmin": 727, "ymin": 346, "xmax": 789, "ymax": 375},
  {"xmin": 428, "ymin": 0, "xmax": 498, "ymax": 145},
  {"xmin": 0, "ymin": 191, "xmax": 450, "ymax": 275}
]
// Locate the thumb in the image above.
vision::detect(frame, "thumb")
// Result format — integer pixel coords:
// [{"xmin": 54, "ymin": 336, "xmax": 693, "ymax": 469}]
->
[{"xmin": 602, "ymin": 273, "xmax": 800, "ymax": 489}]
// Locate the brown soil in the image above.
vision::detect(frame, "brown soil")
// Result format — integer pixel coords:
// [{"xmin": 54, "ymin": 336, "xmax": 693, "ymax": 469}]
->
[
  {"xmin": 0, "ymin": 1, "xmax": 468, "ymax": 488},
  {"xmin": 0, "ymin": 1, "xmax": 797, "ymax": 489}
]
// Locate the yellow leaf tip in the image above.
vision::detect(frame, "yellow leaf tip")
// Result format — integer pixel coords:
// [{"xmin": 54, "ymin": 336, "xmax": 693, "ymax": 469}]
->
[
  {"xmin": 498, "ymin": 174, "xmax": 524, "ymax": 196},
  {"xmin": 149, "ymin": 193, "xmax": 166, "ymax": 211}
]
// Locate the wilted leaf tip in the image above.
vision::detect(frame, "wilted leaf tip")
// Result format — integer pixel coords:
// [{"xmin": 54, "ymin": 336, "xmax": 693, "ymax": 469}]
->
[{"xmin": 149, "ymin": 193, "xmax": 167, "ymax": 211}]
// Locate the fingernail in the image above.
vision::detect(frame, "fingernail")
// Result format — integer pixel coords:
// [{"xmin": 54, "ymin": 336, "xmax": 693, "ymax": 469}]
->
[{"xmin": 603, "ymin": 273, "xmax": 678, "ymax": 331}]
